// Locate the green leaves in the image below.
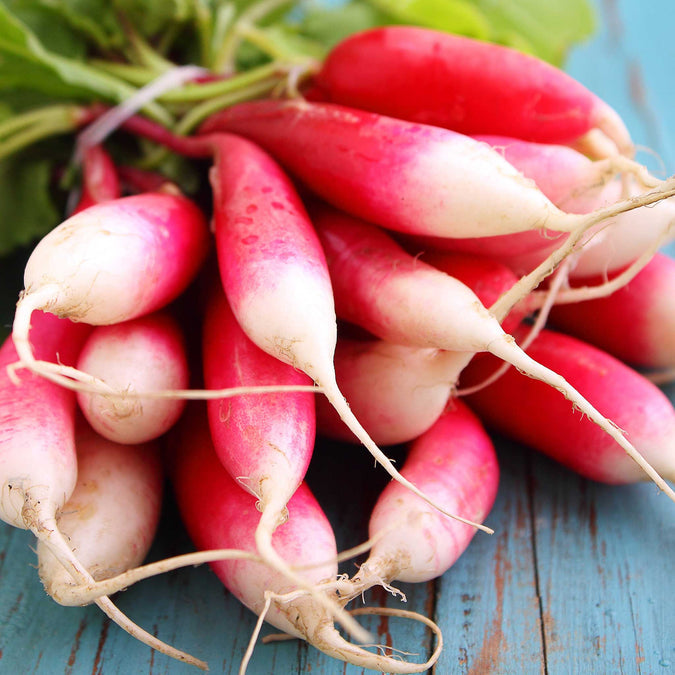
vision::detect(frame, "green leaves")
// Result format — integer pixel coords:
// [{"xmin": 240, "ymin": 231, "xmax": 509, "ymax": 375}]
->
[{"xmin": 0, "ymin": 151, "xmax": 60, "ymax": 257}]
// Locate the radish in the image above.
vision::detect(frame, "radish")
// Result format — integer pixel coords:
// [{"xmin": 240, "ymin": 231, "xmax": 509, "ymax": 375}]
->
[
  {"xmin": 70, "ymin": 144, "xmax": 121, "ymax": 215},
  {"xmin": 11, "ymin": 192, "xmax": 210, "ymax": 392},
  {"xmin": 311, "ymin": 204, "xmax": 675, "ymax": 500},
  {"xmin": 0, "ymin": 313, "xmax": 203, "ymax": 667},
  {"xmin": 198, "ymin": 100, "xmax": 675, "ymax": 248},
  {"xmin": 548, "ymin": 253, "xmax": 675, "ymax": 371},
  {"xmin": 310, "ymin": 26, "xmax": 633, "ymax": 154},
  {"xmin": 168, "ymin": 404, "xmax": 442, "ymax": 673},
  {"xmin": 462, "ymin": 327, "xmax": 675, "ymax": 484},
  {"xmin": 336, "ymin": 401, "xmax": 498, "ymax": 601},
  {"xmin": 38, "ymin": 420, "xmax": 163, "ymax": 605},
  {"xmin": 202, "ymin": 285, "xmax": 367, "ymax": 637},
  {"xmin": 76, "ymin": 311, "xmax": 189, "ymax": 444},
  {"xmin": 315, "ymin": 338, "xmax": 464, "ymax": 446}
]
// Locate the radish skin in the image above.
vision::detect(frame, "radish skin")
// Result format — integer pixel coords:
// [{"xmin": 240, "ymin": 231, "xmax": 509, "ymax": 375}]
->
[
  {"xmin": 337, "ymin": 402, "xmax": 498, "ymax": 601},
  {"xmin": 199, "ymin": 100, "xmax": 675, "ymax": 240},
  {"xmin": 310, "ymin": 26, "xmax": 632, "ymax": 153},
  {"xmin": 71, "ymin": 145, "xmax": 121, "ymax": 215},
  {"xmin": 312, "ymin": 206, "xmax": 675, "ymax": 500},
  {"xmin": 463, "ymin": 328, "xmax": 675, "ymax": 483},
  {"xmin": 38, "ymin": 421, "xmax": 163, "ymax": 605},
  {"xmin": 12, "ymin": 192, "xmax": 210, "ymax": 391},
  {"xmin": 548, "ymin": 253, "xmax": 675, "ymax": 370},
  {"xmin": 76, "ymin": 312, "xmax": 189, "ymax": 444},
  {"xmin": 169, "ymin": 406, "xmax": 442, "ymax": 673}
]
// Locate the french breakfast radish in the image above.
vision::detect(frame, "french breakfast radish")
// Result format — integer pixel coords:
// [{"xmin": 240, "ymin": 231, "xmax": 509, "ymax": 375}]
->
[
  {"xmin": 168, "ymin": 405, "xmax": 441, "ymax": 673},
  {"xmin": 199, "ymin": 100, "xmax": 675, "ymax": 247},
  {"xmin": 38, "ymin": 420, "xmax": 163, "ymax": 605},
  {"xmin": 311, "ymin": 205, "xmax": 675, "ymax": 500},
  {"xmin": 76, "ymin": 311, "xmax": 189, "ymax": 444},
  {"xmin": 70, "ymin": 144, "xmax": 121, "ymax": 215},
  {"xmin": 548, "ymin": 252, "xmax": 675, "ymax": 371},
  {"xmin": 201, "ymin": 285, "xmax": 367, "ymax": 638},
  {"xmin": 315, "ymin": 339, "xmax": 463, "ymax": 445},
  {"xmin": 310, "ymin": 26, "xmax": 632, "ymax": 154},
  {"xmin": 336, "ymin": 401, "xmax": 498, "ymax": 601},
  {"xmin": 11, "ymin": 192, "xmax": 210, "ymax": 391},
  {"xmin": 462, "ymin": 327, "xmax": 675, "ymax": 484}
]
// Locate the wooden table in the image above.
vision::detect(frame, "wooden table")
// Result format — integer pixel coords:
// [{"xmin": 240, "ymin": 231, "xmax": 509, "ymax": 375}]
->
[{"xmin": 1, "ymin": 1, "xmax": 675, "ymax": 672}]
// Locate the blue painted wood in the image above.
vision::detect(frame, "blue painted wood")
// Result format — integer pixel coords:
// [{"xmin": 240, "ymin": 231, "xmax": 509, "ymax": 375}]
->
[{"xmin": 2, "ymin": 1, "xmax": 675, "ymax": 673}]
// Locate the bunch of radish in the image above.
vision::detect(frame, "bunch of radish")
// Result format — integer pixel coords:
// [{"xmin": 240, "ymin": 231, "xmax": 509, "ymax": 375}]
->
[{"xmin": 3, "ymin": 24, "xmax": 675, "ymax": 673}]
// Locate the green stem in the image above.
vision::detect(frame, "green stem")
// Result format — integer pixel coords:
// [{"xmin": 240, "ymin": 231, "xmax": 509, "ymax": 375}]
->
[
  {"xmin": 90, "ymin": 60, "xmax": 161, "ymax": 87},
  {"xmin": 175, "ymin": 76, "xmax": 281, "ymax": 134},
  {"xmin": 211, "ymin": 0, "xmax": 296, "ymax": 73},
  {"xmin": 0, "ymin": 113, "xmax": 80, "ymax": 161},
  {"xmin": 0, "ymin": 105, "xmax": 81, "ymax": 140},
  {"xmin": 159, "ymin": 61, "xmax": 280, "ymax": 102}
]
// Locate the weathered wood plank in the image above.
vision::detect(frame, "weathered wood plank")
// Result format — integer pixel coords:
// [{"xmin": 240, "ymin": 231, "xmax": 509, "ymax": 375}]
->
[{"xmin": 433, "ymin": 438, "xmax": 545, "ymax": 675}]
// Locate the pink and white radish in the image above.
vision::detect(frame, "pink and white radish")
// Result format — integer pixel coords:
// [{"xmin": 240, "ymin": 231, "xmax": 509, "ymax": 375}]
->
[
  {"xmin": 548, "ymin": 252, "xmax": 675, "ymax": 372},
  {"xmin": 336, "ymin": 401, "xmax": 498, "ymax": 601},
  {"xmin": 462, "ymin": 327, "xmax": 675, "ymax": 484},
  {"xmin": 11, "ymin": 192, "xmax": 210, "ymax": 392},
  {"xmin": 199, "ymin": 100, "xmax": 675, "ymax": 245},
  {"xmin": 310, "ymin": 26, "xmax": 632, "ymax": 154},
  {"xmin": 169, "ymin": 405, "xmax": 442, "ymax": 673},
  {"xmin": 76, "ymin": 311, "xmax": 189, "ymax": 444},
  {"xmin": 38, "ymin": 420, "xmax": 163, "ymax": 605},
  {"xmin": 315, "ymin": 338, "xmax": 461, "ymax": 445},
  {"xmin": 202, "ymin": 285, "xmax": 366, "ymax": 637},
  {"xmin": 311, "ymin": 204, "xmax": 675, "ymax": 500}
]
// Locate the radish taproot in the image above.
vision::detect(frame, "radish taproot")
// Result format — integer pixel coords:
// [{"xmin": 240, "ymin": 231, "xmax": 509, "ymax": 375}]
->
[
  {"xmin": 11, "ymin": 192, "xmax": 210, "ymax": 391},
  {"xmin": 198, "ymin": 100, "xmax": 675, "ymax": 244},
  {"xmin": 76, "ymin": 311, "xmax": 189, "ymax": 444},
  {"xmin": 311, "ymin": 204, "xmax": 675, "ymax": 500},
  {"xmin": 38, "ymin": 420, "xmax": 163, "ymax": 605},
  {"xmin": 310, "ymin": 26, "xmax": 632, "ymax": 154},
  {"xmin": 336, "ymin": 401, "xmax": 498, "ymax": 601},
  {"xmin": 548, "ymin": 252, "xmax": 675, "ymax": 371},
  {"xmin": 168, "ymin": 405, "xmax": 442, "ymax": 673},
  {"xmin": 462, "ymin": 327, "xmax": 675, "ymax": 484}
]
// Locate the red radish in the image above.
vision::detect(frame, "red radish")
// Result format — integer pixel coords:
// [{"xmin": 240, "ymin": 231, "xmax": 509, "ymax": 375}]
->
[
  {"xmin": 548, "ymin": 253, "xmax": 675, "ymax": 370},
  {"xmin": 201, "ymin": 286, "xmax": 366, "ymax": 635},
  {"xmin": 198, "ymin": 100, "xmax": 675, "ymax": 245},
  {"xmin": 310, "ymin": 26, "xmax": 632, "ymax": 154},
  {"xmin": 311, "ymin": 205, "xmax": 675, "ymax": 500},
  {"xmin": 316, "ymin": 338, "xmax": 465, "ymax": 445},
  {"xmin": 107, "ymin": 119, "xmax": 487, "ymax": 530},
  {"xmin": 336, "ymin": 402, "xmax": 498, "ymax": 601},
  {"xmin": 169, "ymin": 405, "xmax": 441, "ymax": 673},
  {"xmin": 38, "ymin": 421, "xmax": 163, "ymax": 605},
  {"xmin": 76, "ymin": 311, "xmax": 189, "ymax": 444},
  {"xmin": 462, "ymin": 327, "xmax": 675, "ymax": 484},
  {"xmin": 11, "ymin": 192, "xmax": 210, "ymax": 391},
  {"xmin": 0, "ymin": 314, "xmax": 202, "ymax": 666},
  {"xmin": 71, "ymin": 145, "xmax": 121, "ymax": 215}
]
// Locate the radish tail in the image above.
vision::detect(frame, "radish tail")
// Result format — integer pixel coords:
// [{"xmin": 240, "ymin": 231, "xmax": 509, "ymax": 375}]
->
[
  {"xmin": 488, "ymin": 336, "xmax": 675, "ymax": 501},
  {"xmin": 254, "ymin": 498, "xmax": 372, "ymax": 643},
  {"xmin": 318, "ymin": 376, "xmax": 494, "ymax": 534}
]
